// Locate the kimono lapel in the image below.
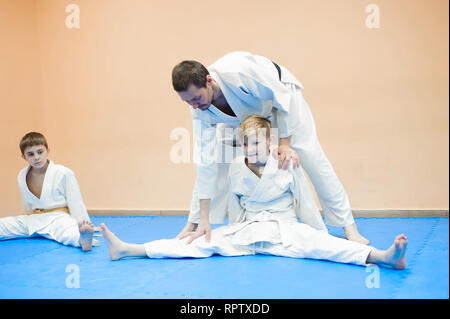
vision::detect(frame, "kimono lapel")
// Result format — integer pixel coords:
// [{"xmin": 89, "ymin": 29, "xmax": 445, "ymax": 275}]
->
[
  {"xmin": 23, "ymin": 160, "xmax": 54, "ymax": 203},
  {"xmin": 245, "ymin": 150, "xmax": 279, "ymax": 202}
]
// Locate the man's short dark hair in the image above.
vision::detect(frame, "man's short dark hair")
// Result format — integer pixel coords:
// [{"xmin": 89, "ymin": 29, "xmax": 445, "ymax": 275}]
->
[{"xmin": 172, "ymin": 60, "xmax": 209, "ymax": 92}]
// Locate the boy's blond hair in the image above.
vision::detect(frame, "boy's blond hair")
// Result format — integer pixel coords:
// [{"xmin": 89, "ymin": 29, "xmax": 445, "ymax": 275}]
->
[
  {"xmin": 20, "ymin": 132, "xmax": 48, "ymax": 155},
  {"xmin": 239, "ymin": 115, "xmax": 272, "ymax": 139}
]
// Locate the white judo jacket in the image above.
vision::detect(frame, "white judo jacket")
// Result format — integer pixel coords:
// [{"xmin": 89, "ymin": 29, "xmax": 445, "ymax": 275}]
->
[
  {"xmin": 18, "ymin": 160, "xmax": 91, "ymax": 223},
  {"xmin": 227, "ymin": 152, "xmax": 327, "ymax": 232}
]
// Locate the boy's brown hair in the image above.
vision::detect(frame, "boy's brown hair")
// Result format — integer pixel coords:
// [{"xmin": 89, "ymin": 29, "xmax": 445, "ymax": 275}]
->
[{"xmin": 20, "ymin": 132, "xmax": 48, "ymax": 155}]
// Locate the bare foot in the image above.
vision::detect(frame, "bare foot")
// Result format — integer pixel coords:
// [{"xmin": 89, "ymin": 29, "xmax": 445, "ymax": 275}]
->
[
  {"xmin": 382, "ymin": 234, "xmax": 407, "ymax": 269},
  {"xmin": 79, "ymin": 220, "xmax": 94, "ymax": 251},
  {"xmin": 93, "ymin": 226, "xmax": 102, "ymax": 232},
  {"xmin": 345, "ymin": 223, "xmax": 370, "ymax": 245},
  {"xmin": 100, "ymin": 223, "xmax": 127, "ymax": 260}
]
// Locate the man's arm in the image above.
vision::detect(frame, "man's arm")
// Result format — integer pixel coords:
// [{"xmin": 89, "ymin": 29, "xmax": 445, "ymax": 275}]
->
[
  {"xmin": 177, "ymin": 114, "xmax": 218, "ymax": 240},
  {"xmin": 178, "ymin": 199, "xmax": 211, "ymax": 244}
]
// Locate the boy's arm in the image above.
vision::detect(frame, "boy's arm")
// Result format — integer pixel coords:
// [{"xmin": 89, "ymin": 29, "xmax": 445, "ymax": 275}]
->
[
  {"xmin": 289, "ymin": 165, "xmax": 327, "ymax": 232},
  {"xmin": 20, "ymin": 192, "xmax": 32, "ymax": 212},
  {"xmin": 64, "ymin": 172, "xmax": 90, "ymax": 222}
]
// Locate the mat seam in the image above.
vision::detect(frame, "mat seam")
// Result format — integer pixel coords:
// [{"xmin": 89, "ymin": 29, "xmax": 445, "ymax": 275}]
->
[{"xmin": 390, "ymin": 217, "xmax": 440, "ymax": 298}]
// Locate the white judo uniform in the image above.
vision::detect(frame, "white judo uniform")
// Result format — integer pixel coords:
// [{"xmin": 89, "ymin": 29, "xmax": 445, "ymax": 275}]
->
[
  {"xmin": 144, "ymin": 154, "xmax": 373, "ymax": 266},
  {"xmin": 188, "ymin": 51, "xmax": 354, "ymax": 228},
  {"xmin": 0, "ymin": 160, "xmax": 91, "ymax": 247}
]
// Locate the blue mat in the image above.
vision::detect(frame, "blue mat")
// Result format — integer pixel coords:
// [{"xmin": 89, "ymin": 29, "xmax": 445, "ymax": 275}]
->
[{"xmin": 0, "ymin": 217, "xmax": 448, "ymax": 299}]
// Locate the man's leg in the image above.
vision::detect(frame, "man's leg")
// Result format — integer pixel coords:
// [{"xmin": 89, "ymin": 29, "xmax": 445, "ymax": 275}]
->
[{"xmin": 289, "ymin": 86, "xmax": 369, "ymax": 244}]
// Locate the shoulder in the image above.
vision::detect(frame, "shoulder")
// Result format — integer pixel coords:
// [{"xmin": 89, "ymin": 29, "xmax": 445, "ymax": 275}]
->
[
  {"xmin": 17, "ymin": 166, "xmax": 29, "ymax": 182},
  {"xmin": 51, "ymin": 162, "xmax": 76, "ymax": 178}
]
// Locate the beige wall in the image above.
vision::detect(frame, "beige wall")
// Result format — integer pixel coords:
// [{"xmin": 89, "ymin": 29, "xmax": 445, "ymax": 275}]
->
[
  {"xmin": 0, "ymin": 0, "xmax": 41, "ymax": 214},
  {"xmin": 0, "ymin": 0, "xmax": 448, "ymax": 217}
]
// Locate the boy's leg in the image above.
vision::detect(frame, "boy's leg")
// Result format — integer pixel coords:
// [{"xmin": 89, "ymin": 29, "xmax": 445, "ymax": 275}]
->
[
  {"xmin": 256, "ymin": 222, "xmax": 407, "ymax": 269},
  {"xmin": 38, "ymin": 213, "xmax": 82, "ymax": 247},
  {"xmin": 258, "ymin": 222, "xmax": 373, "ymax": 266},
  {"xmin": 366, "ymin": 234, "xmax": 407, "ymax": 269},
  {"xmin": 101, "ymin": 224, "xmax": 147, "ymax": 260},
  {"xmin": 0, "ymin": 215, "xmax": 30, "ymax": 240},
  {"xmin": 101, "ymin": 223, "xmax": 252, "ymax": 260}
]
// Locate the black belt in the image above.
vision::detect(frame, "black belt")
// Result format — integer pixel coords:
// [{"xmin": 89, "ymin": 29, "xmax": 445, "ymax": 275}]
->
[{"xmin": 272, "ymin": 61, "xmax": 281, "ymax": 81}]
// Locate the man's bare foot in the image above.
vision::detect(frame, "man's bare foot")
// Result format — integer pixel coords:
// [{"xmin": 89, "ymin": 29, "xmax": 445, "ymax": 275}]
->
[
  {"xmin": 79, "ymin": 220, "xmax": 94, "ymax": 251},
  {"xmin": 345, "ymin": 223, "xmax": 370, "ymax": 245},
  {"xmin": 100, "ymin": 223, "xmax": 127, "ymax": 260}
]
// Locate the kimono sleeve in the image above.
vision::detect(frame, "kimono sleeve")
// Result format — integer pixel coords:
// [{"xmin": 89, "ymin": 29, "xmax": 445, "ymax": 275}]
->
[
  {"xmin": 290, "ymin": 165, "xmax": 327, "ymax": 232},
  {"xmin": 64, "ymin": 171, "xmax": 90, "ymax": 222},
  {"xmin": 227, "ymin": 167, "xmax": 244, "ymax": 224},
  {"xmin": 20, "ymin": 192, "xmax": 32, "ymax": 212},
  {"xmin": 192, "ymin": 116, "xmax": 219, "ymax": 199},
  {"xmin": 17, "ymin": 171, "xmax": 32, "ymax": 211}
]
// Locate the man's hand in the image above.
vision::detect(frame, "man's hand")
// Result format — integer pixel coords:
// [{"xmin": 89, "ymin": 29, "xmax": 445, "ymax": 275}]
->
[
  {"xmin": 179, "ymin": 219, "xmax": 211, "ymax": 244},
  {"xmin": 176, "ymin": 221, "xmax": 197, "ymax": 240},
  {"xmin": 277, "ymin": 144, "xmax": 300, "ymax": 170}
]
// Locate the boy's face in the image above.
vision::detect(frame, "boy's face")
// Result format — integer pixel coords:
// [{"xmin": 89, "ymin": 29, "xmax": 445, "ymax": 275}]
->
[
  {"xmin": 243, "ymin": 130, "xmax": 270, "ymax": 164},
  {"xmin": 22, "ymin": 145, "xmax": 49, "ymax": 169}
]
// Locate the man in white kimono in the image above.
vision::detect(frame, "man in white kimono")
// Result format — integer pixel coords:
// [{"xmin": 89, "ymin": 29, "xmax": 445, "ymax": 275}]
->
[
  {"xmin": 0, "ymin": 132, "xmax": 99, "ymax": 251},
  {"xmin": 100, "ymin": 116, "xmax": 407, "ymax": 270},
  {"xmin": 171, "ymin": 51, "xmax": 369, "ymax": 244}
]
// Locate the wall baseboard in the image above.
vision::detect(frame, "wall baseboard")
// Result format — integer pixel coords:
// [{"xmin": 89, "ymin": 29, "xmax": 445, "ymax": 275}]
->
[{"xmin": 88, "ymin": 209, "xmax": 449, "ymax": 217}]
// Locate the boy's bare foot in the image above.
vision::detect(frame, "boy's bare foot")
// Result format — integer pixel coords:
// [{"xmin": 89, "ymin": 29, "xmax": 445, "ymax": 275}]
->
[
  {"xmin": 100, "ymin": 223, "xmax": 127, "ymax": 260},
  {"xmin": 345, "ymin": 223, "xmax": 370, "ymax": 245},
  {"xmin": 382, "ymin": 234, "xmax": 408, "ymax": 269},
  {"xmin": 79, "ymin": 220, "xmax": 94, "ymax": 251}
]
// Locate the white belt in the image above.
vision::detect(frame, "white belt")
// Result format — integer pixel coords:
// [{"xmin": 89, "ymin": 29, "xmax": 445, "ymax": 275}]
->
[{"xmin": 223, "ymin": 210, "xmax": 297, "ymax": 247}]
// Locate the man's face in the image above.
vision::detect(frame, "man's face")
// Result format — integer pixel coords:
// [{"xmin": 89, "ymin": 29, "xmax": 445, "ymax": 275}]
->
[
  {"xmin": 22, "ymin": 145, "xmax": 49, "ymax": 169},
  {"xmin": 177, "ymin": 83, "xmax": 213, "ymax": 111}
]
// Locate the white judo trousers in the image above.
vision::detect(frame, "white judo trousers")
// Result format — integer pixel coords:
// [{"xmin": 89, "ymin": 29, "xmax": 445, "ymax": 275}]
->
[
  {"xmin": 0, "ymin": 212, "xmax": 81, "ymax": 247},
  {"xmin": 143, "ymin": 216, "xmax": 372, "ymax": 266}
]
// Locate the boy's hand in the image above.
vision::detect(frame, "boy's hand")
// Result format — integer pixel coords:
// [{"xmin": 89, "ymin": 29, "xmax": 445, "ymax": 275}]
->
[{"xmin": 179, "ymin": 220, "xmax": 211, "ymax": 244}]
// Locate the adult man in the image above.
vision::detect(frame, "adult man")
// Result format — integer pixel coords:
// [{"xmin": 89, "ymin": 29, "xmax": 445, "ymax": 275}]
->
[{"xmin": 172, "ymin": 51, "xmax": 369, "ymax": 245}]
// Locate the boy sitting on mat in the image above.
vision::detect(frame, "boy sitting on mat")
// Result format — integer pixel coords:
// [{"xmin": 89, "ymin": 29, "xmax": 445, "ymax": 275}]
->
[
  {"xmin": 100, "ymin": 116, "xmax": 407, "ymax": 269},
  {"xmin": 0, "ymin": 132, "xmax": 99, "ymax": 251}
]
